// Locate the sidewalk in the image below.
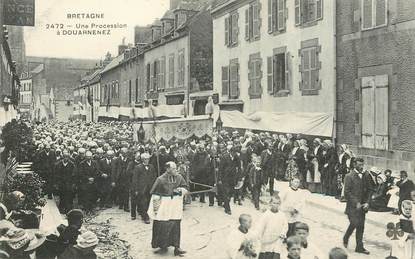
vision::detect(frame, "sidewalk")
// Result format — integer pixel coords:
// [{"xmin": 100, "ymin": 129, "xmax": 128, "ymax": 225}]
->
[{"xmin": 274, "ymin": 181, "xmax": 397, "ymax": 229}]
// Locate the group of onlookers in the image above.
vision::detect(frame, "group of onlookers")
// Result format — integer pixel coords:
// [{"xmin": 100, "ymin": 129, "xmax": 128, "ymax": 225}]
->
[{"xmin": 0, "ymin": 190, "xmax": 97, "ymax": 259}]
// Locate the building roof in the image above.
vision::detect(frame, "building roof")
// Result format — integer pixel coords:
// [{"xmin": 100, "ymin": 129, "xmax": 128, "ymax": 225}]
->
[
  {"xmin": 31, "ymin": 64, "xmax": 44, "ymax": 74},
  {"xmin": 177, "ymin": 0, "xmax": 212, "ymax": 11},
  {"xmin": 211, "ymin": 0, "xmax": 231, "ymax": 9},
  {"xmin": 161, "ymin": 10, "xmax": 175, "ymax": 20},
  {"xmin": 100, "ymin": 53, "xmax": 124, "ymax": 74}
]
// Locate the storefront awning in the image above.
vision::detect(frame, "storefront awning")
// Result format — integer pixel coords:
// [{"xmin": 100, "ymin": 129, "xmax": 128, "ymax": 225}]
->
[{"xmin": 220, "ymin": 110, "xmax": 334, "ymax": 137}]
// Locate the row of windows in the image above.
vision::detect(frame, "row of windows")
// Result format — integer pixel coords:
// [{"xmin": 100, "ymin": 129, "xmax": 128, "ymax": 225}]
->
[
  {"xmin": 146, "ymin": 49, "xmax": 185, "ymax": 92},
  {"xmin": 101, "ymin": 81, "xmax": 119, "ymax": 103},
  {"xmin": 225, "ymin": 0, "xmax": 323, "ymax": 47},
  {"xmin": 225, "ymin": 0, "xmax": 388, "ymax": 47},
  {"xmin": 127, "ymin": 78, "xmax": 141, "ymax": 104},
  {"xmin": 222, "ymin": 40, "xmax": 321, "ymax": 99}
]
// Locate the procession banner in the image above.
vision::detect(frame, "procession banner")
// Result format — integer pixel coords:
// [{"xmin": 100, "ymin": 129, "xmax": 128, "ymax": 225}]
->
[{"xmin": 133, "ymin": 116, "xmax": 213, "ymax": 142}]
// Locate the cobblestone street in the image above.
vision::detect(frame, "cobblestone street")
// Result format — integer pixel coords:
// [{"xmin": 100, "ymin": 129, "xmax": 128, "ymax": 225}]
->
[{"xmin": 93, "ymin": 184, "xmax": 392, "ymax": 259}]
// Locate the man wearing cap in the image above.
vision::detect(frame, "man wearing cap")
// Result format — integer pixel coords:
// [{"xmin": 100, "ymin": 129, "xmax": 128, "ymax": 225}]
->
[
  {"xmin": 35, "ymin": 144, "xmax": 56, "ymax": 199},
  {"xmin": 55, "ymin": 150, "xmax": 76, "ymax": 214},
  {"xmin": 112, "ymin": 147, "xmax": 131, "ymax": 212},
  {"xmin": 130, "ymin": 153, "xmax": 157, "ymax": 223},
  {"xmin": 77, "ymin": 151, "xmax": 99, "ymax": 210},
  {"xmin": 97, "ymin": 150, "xmax": 115, "ymax": 208}
]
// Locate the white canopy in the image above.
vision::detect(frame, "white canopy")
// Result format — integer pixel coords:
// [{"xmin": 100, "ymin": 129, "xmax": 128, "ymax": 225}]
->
[{"xmin": 220, "ymin": 110, "xmax": 334, "ymax": 137}]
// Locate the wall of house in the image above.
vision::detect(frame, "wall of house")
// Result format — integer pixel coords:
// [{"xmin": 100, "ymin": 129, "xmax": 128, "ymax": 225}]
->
[
  {"xmin": 189, "ymin": 7, "xmax": 213, "ymax": 92},
  {"xmin": 101, "ymin": 67, "xmax": 122, "ymax": 106},
  {"xmin": 144, "ymin": 35, "xmax": 189, "ymax": 105},
  {"xmin": 55, "ymin": 100, "xmax": 73, "ymax": 121},
  {"xmin": 336, "ymin": 0, "xmax": 415, "ymax": 175},
  {"xmin": 119, "ymin": 55, "xmax": 145, "ymax": 108},
  {"xmin": 212, "ymin": 0, "xmax": 336, "ymax": 115}
]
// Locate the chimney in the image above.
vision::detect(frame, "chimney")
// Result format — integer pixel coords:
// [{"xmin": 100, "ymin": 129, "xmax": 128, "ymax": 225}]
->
[
  {"xmin": 170, "ymin": 0, "xmax": 181, "ymax": 10},
  {"xmin": 134, "ymin": 26, "xmax": 152, "ymax": 46}
]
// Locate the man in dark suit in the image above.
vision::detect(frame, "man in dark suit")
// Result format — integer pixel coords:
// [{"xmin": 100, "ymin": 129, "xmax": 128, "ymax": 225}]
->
[
  {"xmin": 97, "ymin": 150, "xmax": 115, "ymax": 208},
  {"xmin": 343, "ymin": 158, "xmax": 370, "ymax": 255},
  {"xmin": 55, "ymin": 150, "xmax": 76, "ymax": 214},
  {"xmin": 396, "ymin": 170, "xmax": 415, "ymax": 213},
  {"xmin": 218, "ymin": 146, "xmax": 241, "ymax": 215},
  {"xmin": 113, "ymin": 147, "xmax": 131, "ymax": 212},
  {"xmin": 260, "ymin": 142, "xmax": 274, "ymax": 196},
  {"xmin": 37, "ymin": 144, "xmax": 56, "ymax": 199},
  {"xmin": 77, "ymin": 151, "xmax": 99, "ymax": 210},
  {"xmin": 130, "ymin": 153, "xmax": 157, "ymax": 223}
]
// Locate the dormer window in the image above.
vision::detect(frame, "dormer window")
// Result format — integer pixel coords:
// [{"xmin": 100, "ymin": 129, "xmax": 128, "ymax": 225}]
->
[
  {"xmin": 174, "ymin": 11, "xmax": 187, "ymax": 29},
  {"xmin": 162, "ymin": 20, "xmax": 173, "ymax": 35},
  {"xmin": 152, "ymin": 26, "xmax": 162, "ymax": 41}
]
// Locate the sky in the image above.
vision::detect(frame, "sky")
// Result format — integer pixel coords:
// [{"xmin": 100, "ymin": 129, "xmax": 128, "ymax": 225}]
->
[{"xmin": 24, "ymin": 0, "xmax": 169, "ymax": 60}]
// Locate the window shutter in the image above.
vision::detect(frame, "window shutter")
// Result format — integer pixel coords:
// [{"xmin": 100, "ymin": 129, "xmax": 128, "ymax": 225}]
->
[
  {"xmin": 375, "ymin": 0, "xmax": 387, "ymax": 27},
  {"xmin": 129, "ymin": 80, "xmax": 132, "ymax": 104},
  {"xmin": 362, "ymin": 0, "xmax": 373, "ymax": 30},
  {"xmin": 268, "ymin": 0, "xmax": 273, "ymax": 33},
  {"xmin": 309, "ymin": 48, "xmax": 318, "ymax": 90},
  {"xmin": 225, "ymin": 17, "xmax": 230, "ymax": 46},
  {"xmin": 258, "ymin": 57, "xmax": 263, "ymax": 95},
  {"xmin": 230, "ymin": 62, "xmax": 239, "ymax": 98},
  {"xmin": 222, "ymin": 66, "xmax": 229, "ymax": 96},
  {"xmin": 295, "ymin": 0, "xmax": 302, "ymax": 26},
  {"xmin": 285, "ymin": 51, "xmax": 290, "ymax": 91},
  {"xmin": 277, "ymin": 0, "xmax": 285, "ymax": 31},
  {"xmin": 267, "ymin": 56, "xmax": 274, "ymax": 94},
  {"xmin": 150, "ymin": 63, "xmax": 154, "ymax": 91},
  {"xmin": 316, "ymin": 0, "xmax": 323, "ymax": 20},
  {"xmin": 245, "ymin": 8, "xmax": 250, "ymax": 41},
  {"xmin": 232, "ymin": 12, "xmax": 239, "ymax": 45},
  {"xmin": 253, "ymin": 4, "xmax": 258, "ymax": 39},
  {"xmin": 135, "ymin": 78, "xmax": 139, "ymax": 102},
  {"xmin": 257, "ymin": 2, "xmax": 262, "ymax": 38},
  {"xmin": 361, "ymin": 76, "xmax": 375, "ymax": 149},
  {"xmin": 374, "ymin": 74, "xmax": 389, "ymax": 150},
  {"xmin": 160, "ymin": 56, "xmax": 166, "ymax": 90},
  {"xmin": 301, "ymin": 49, "xmax": 311, "ymax": 90},
  {"xmin": 169, "ymin": 55, "xmax": 174, "ymax": 88},
  {"xmin": 248, "ymin": 58, "xmax": 253, "ymax": 95}
]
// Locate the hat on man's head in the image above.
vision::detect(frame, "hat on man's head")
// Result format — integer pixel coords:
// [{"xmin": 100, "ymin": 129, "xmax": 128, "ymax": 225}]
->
[{"xmin": 76, "ymin": 231, "xmax": 98, "ymax": 249}]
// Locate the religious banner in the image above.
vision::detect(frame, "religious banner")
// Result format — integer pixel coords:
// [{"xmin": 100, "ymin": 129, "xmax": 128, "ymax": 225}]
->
[
  {"xmin": 133, "ymin": 116, "xmax": 213, "ymax": 142},
  {"xmin": 4, "ymin": 0, "xmax": 35, "ymax": 26}
]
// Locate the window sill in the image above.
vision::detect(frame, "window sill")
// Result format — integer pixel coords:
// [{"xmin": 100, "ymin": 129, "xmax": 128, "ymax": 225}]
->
[
  {"xmin": 297, "ymin": 19, "xmax": 323, "ymax": 29},
  {"xmin": 249, "ymin": 94, "xmax": 262, "ymax": 99},
  {"xmin": 301, "ymin": 89, "xmax": 319, "ymax": 96},
  {"xmin": 274, "ymin": 90, "xmax": 290, "ymax": 97},
  {"xmin": 361, "ymin": 24, "xmax": 388, "ymax": 32},
  {"xmin": 270, "ymin": 29, "xmax": 286, "ymax": 36},
  {"xmin": 246, "ymin": 37, "xmax": 260, "ymax": 43}
]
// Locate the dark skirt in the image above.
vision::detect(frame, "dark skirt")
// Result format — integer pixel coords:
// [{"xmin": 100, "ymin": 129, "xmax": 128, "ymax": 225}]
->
[{"xmin": 151, "ymin": 220, "xmax": 181, "ymax": 249}]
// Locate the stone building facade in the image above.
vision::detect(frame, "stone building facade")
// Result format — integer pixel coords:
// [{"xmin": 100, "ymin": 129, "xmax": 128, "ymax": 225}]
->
[{"xmin": 336, "ymin": 0, "xmax": 415, "ymax": 174}]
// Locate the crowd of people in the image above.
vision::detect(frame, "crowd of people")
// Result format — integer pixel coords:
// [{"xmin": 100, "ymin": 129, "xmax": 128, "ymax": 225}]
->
[{"xmin": 2, "ymin": 119, "xmax": 414, "ymax": 258}]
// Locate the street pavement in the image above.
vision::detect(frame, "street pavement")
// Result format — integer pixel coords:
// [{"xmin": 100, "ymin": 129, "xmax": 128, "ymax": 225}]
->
[{"xmin": 92, "ymin": 181, "xmax": 394, "ymax": 259}]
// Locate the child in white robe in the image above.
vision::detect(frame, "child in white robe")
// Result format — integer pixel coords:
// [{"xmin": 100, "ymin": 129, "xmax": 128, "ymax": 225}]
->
[
  {"xmin": 255, "ymin": 195, "xmax": 288, "ymax": 259},
  {"xmin": 226, "ymin": 214, "xmax": 258, "ymax": 259},
  {"xmin": 293, "ymin": 222, "xmax": 324, "ymax": 259},
  {"xmin": 281, "ymin": 177, "xmax": 308, "ymax": 237}
]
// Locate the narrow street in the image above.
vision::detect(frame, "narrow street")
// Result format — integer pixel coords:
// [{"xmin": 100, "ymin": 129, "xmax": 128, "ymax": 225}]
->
[{"xmin": 93, "ymin": 187, "xmax": 392, "ymax": 259}]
